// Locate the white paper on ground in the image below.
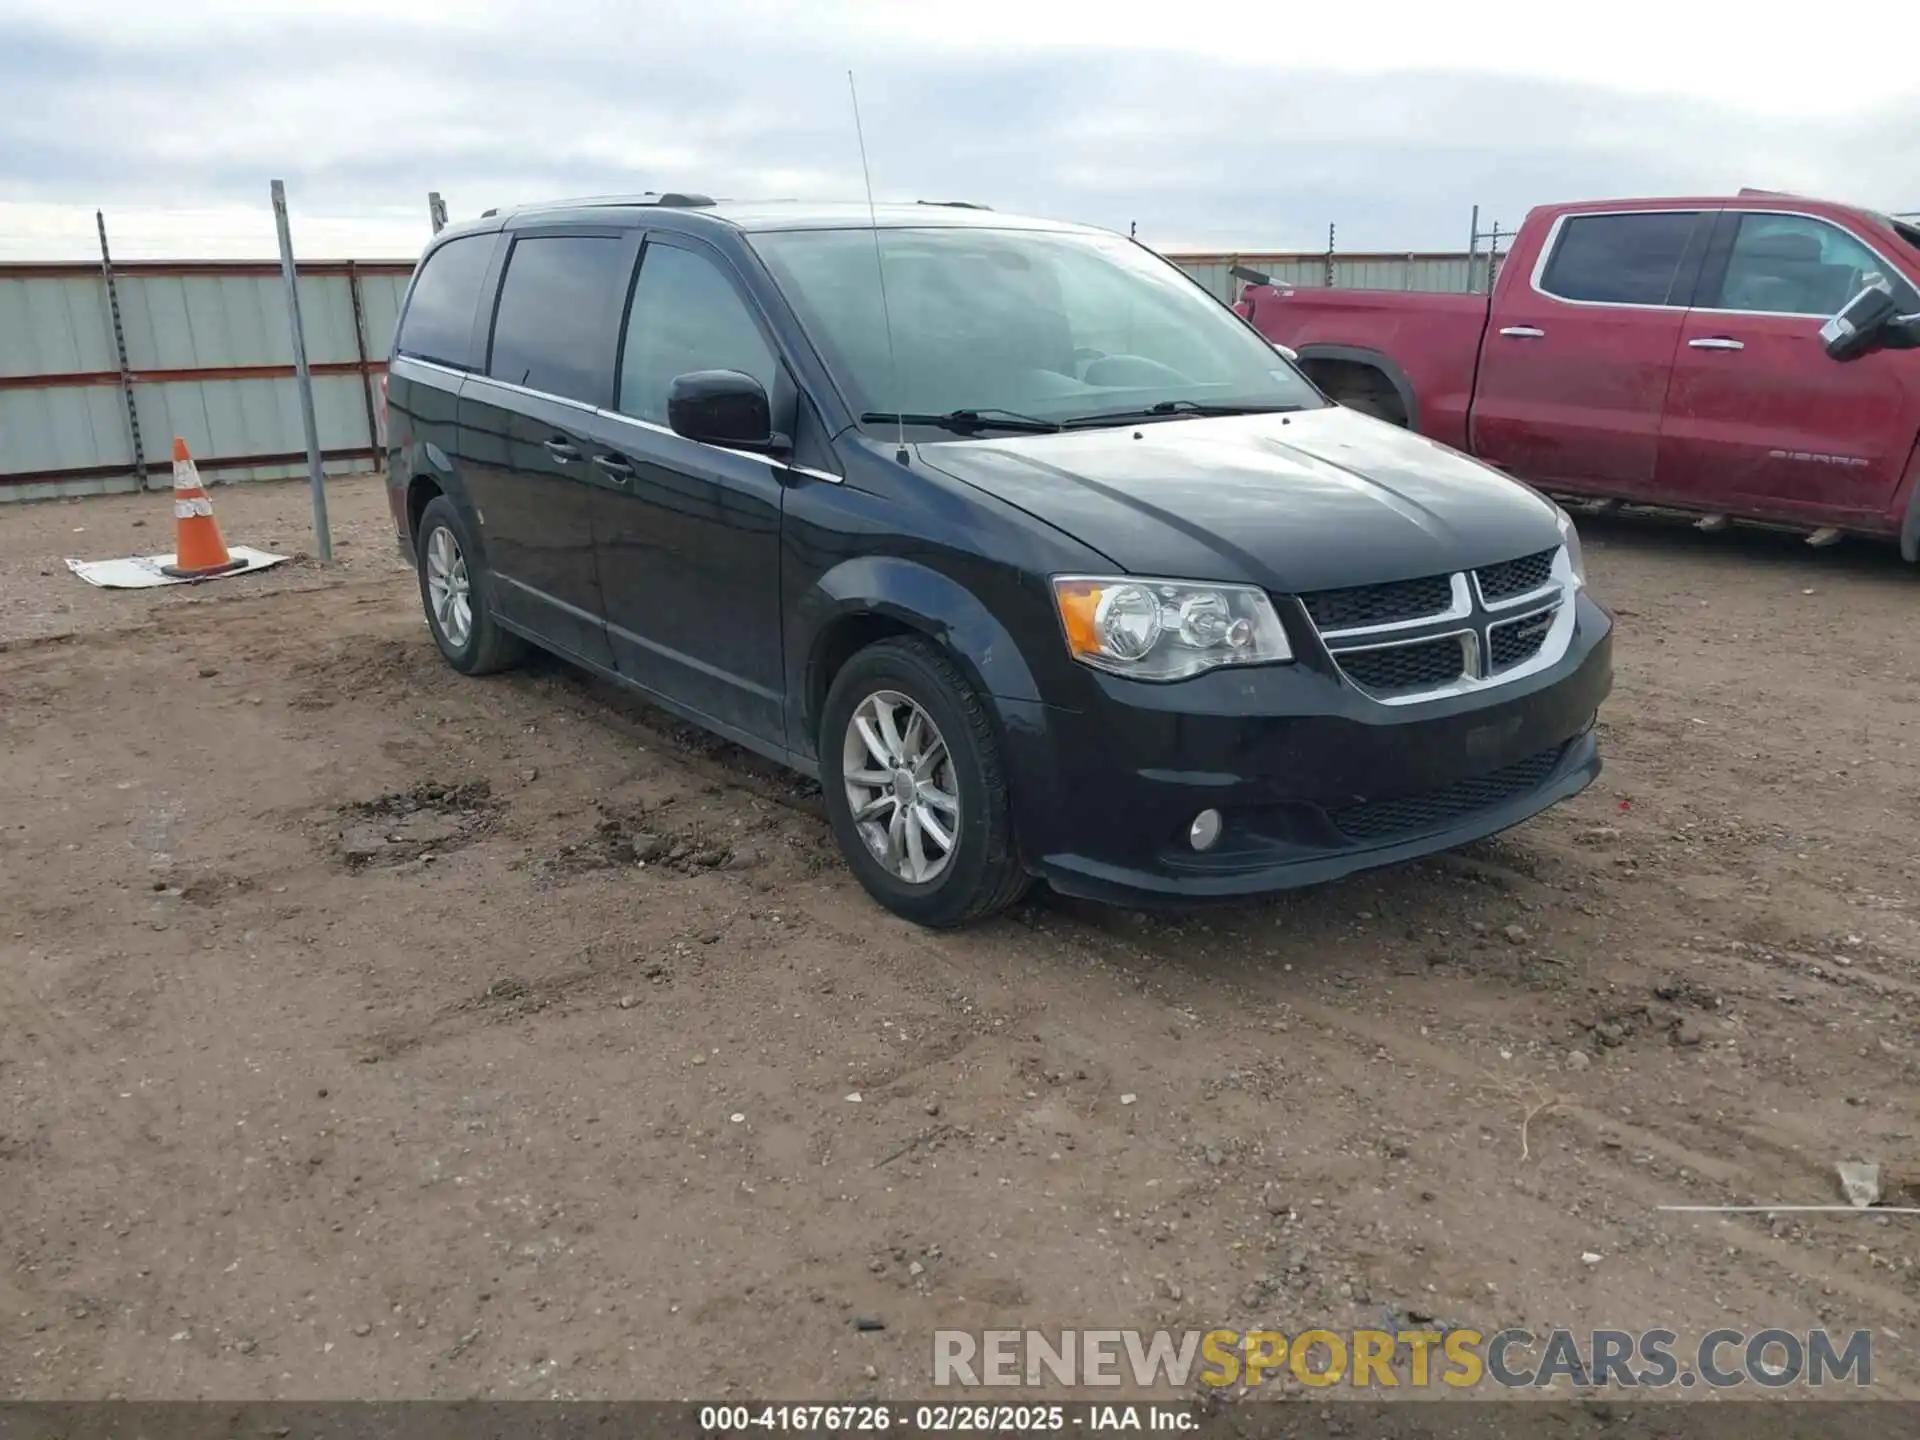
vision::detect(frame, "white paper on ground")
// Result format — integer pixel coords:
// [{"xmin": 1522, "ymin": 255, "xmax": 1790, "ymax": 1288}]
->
[{"xmin": 63, "ymin": 546, "xmax": 291, "ymax": 590}]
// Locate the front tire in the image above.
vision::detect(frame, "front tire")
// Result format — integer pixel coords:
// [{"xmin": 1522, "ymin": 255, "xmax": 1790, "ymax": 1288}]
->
[
  {"xmin": 415, "ymin": 495, "xmax": 525, "ymax": 675},
  {"xmin": 820, "ymin": 637, "xmax": 1029, "ymax": 928}
]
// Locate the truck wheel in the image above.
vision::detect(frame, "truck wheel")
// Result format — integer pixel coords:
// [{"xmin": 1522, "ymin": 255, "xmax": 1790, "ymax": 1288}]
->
[
  {"xmin": 1341, "ymin": 392, "xmax": 1405, "ymax": 425},
  {"xmin": 416, "ymin": 495, "xmax": 526, "ymax": 676},
  {"xmin": 1302, "ymin": 359, "xmax": 1409, "ymax": 427},
  {"xmin": 820, "ymin": 637, "xmax": 1030, "ymax": 928}
]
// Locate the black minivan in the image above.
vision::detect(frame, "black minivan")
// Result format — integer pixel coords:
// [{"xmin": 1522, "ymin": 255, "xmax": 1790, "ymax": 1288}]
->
[{"xmin": 382, "ymin": 194, "xmax": 1612, "ymax": 927}]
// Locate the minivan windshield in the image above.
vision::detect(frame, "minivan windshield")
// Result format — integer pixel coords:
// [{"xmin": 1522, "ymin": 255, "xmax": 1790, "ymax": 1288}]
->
[{"xmin": 749, "ymin": 226, "xmax": 1326, "ymax": 434}]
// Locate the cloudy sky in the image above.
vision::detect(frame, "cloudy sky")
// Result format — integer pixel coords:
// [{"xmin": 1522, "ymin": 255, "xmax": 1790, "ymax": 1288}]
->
[{"xmin": 3, "ymin": 0, "xmax": 1916, "ymax": 260}]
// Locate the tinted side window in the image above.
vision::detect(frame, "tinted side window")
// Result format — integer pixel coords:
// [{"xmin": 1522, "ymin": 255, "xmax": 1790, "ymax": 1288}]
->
[
  {"xmin": 618, "ymin": 243, "xmax": 776, "ymax": 426},
  {"xmin": 1712, "ymin": 214, "xmax": 1895, "ymax": 316},
  {"xmin": 395, "ymin": 235, "xmax": 494, "ymax": 366},
  {"xmin": 487, "ymin": 236, "xmax": 630, "ymax": 406},
  {"xmin": 1539, "ymin": 213, "xmax": 1700, "ymax": 306}
]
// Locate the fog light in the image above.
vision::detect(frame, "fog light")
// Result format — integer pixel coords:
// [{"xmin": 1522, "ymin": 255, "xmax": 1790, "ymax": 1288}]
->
[{"xmin": 1189, "ymin": 808, "xmax": 1223, "ymax": 851}]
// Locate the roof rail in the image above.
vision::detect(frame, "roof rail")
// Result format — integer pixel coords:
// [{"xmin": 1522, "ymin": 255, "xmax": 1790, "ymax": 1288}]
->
[
  {"xmin": 485, "ymin": 192, "xmax": 717, "ymax": 220},
  {"xmin": 915, "ymin": 200, "xmax": 991, "ymax": 211}
]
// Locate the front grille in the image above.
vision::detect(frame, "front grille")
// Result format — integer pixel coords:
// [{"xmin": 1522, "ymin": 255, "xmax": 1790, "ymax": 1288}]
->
[
  {"xmin": 1476, "ymin": 548, "xmax": 1556, "ymax": 603},
  {"xmin": 1337, "ymin": 636, "xmax": 1467, "ymax": 695},
  {"xmin": 1489, "ymin": 606, "xmax": 1558, "ymax": 670},
  {"xmin": 1299, "ymin": 572, "xmax": 1453, "ymax": 632},
  {"xmin": 1330, "ymin": 744, "xmax": 1565, "ymax": 843}
]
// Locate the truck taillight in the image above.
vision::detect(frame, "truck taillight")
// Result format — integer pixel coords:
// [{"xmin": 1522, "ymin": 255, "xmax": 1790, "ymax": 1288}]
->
[{"xmin": 376, "ymin": 373, "xmax": 389, "ymax": 446}]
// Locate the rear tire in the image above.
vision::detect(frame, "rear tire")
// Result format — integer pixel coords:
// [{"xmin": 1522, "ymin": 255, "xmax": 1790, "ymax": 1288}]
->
[
  {"xmin": 1303, "ymin": 359, "xmax": 1409, "ymax": 427},
  {"xmin": 415, "ymin": 495, "xmax": 525, "ymax": 676},
  {"xmin": 1340, "ymin": 391, "xmax": 1404, "ymax": 425},
  {"xmin": 820, "ymin": 637, "xmax": 1030, "ymax": 928}
]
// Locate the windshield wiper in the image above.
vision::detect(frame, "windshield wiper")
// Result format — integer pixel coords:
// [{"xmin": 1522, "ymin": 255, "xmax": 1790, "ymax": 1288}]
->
[
  {"xmin": 1061, "ymin": 400, "xmax": 1306, "ymax": 429},
  {"xmin": 861, "ymin": 408, "xmax": 1062, "ymax": 435}
]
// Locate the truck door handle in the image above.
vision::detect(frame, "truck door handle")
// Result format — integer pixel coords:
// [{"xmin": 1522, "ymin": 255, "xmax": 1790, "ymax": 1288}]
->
[
  {"xmin": 1688, "ymin": 337, "xmax": 1745, "ymax": 351},
  {"xmin": 543, "ymin": 439, "xmax": 580, "ymax": 462},
  {"xmin": 592, "ymin": 454, "xmax": 634, "ymax": 484},
  {"xmin": 1498, "ymin": 326, "xmax": 1545, "ymax": 339}
]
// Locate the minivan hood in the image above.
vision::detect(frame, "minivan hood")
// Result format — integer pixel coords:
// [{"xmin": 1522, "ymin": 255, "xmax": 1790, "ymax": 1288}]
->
[{"xmin": 916, "ymin": 406, "xmax": 1562, "ymax": 592}]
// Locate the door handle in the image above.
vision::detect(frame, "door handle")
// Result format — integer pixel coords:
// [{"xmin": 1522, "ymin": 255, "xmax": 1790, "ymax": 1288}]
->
[
  {"xmin": 1688, "ymin": 337, "xmax": 1745, "ymax": 351},
  {"xmin": 592, "ymin": 454, "xmax": 634, "ymax": 485},
  {"xmin": 543, "ymin": 439, "xmax": 580, "ymax": 462},
  {"xmin": 1498, "ymin": 326, "xmax": 1545, "ymax": 339}
]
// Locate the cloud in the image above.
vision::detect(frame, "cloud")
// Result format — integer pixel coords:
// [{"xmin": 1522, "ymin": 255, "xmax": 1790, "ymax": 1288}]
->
[{"xmin": 2, "ymin": 1, "xmax": 1916, "ymax": 260}]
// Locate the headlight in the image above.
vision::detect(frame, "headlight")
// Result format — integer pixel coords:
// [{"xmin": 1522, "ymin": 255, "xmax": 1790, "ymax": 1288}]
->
[
  {"xmin": 1052, "ymin": 576, "xmax": 1293, "ymax": 680},
  {"xmin": 1555, "ymin": 507, "xmax": 1587, "ymax": 587}
]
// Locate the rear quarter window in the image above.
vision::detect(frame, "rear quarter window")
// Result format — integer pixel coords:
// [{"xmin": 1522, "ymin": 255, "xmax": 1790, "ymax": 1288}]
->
[{"xmin": 395, "ymin": 235, "xmax": 495, "ymax": 367}]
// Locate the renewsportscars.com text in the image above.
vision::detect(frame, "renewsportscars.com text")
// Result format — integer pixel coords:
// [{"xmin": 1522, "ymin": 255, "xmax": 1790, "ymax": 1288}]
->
[{"xmin": 932, "ymin": 1327, "xmax": 1872, "ymax": 1390}]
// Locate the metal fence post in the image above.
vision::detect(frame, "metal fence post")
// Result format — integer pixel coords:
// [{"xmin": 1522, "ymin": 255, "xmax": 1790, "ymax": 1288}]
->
[
  {"xmin": 1467, "ymin": 205, "xmax": 1480, "ymax": 293},
  {"xmin": 271, "ymin": 180, "xmax": 333, "ymax": 563},
  {"xmin": 428, "ymin": 192, "xmax": 448, "ymax": 234},
  {"xmin": 345, "ymin": 260, "xmax": 383, "ymax": 478},
  {"xmin": 95, "ymin": 211, "xmax": 147, "ymax": 491},
  {"xmin": 1324, "ymin": 224, "xmax": 1336, "ymax": 289}
]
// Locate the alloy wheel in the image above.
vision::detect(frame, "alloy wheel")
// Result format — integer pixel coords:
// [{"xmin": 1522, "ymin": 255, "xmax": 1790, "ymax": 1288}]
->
[
  {"xmin": 424, "ymin": 526, "xmax": 473, "ymax": 649},
  {"xmin": 842, "ymin": 690, "xmax": 960, "ymax": 884}
]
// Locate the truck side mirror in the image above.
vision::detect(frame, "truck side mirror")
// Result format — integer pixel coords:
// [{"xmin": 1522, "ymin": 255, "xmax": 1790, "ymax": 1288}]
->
[
  {"xmin": 1821, "ymin": 277, "xmax": 1899, "ymax": 361},
  {"xmin": 1272, "ymin": 342, "xmax": 1299, "ymax": 364}
]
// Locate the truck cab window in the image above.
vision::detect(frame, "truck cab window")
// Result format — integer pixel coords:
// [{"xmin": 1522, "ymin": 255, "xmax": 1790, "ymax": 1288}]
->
[
  {"xmin": 1539, "ymin": 212, "xmax": 1700, "ymax": 306},
  {"xmin": 1713, "ymin": 214, "xmax": 1893, "ymax": 317}
]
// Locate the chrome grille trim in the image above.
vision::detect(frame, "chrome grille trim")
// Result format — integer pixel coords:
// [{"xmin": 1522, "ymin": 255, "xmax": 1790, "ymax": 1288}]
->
[
  {"xmin": 1487, "ymin": 600, "xmax": 1562, "ymax": 671},
  {"xmin": 1332, "ymin": 629, "xmax": 1475, "ymax": 698},
  {"xmin": 1476, "ymin": 573, "xmax": 1561, "ymax": 612},
  {"xmin": 1300, "ymin": 571, "xmax": 1458, "ymax": 634},
  {"xmin": 1304, "ymin": 546, "xmax": 1580, "ymax": 707},
  {"xmin": 1473, "ymin": 548, "xmax": 1558, "ymax": 607},
  {"xmin": 1315, "ymin": 573, "xmax": 1473, "ymax": 642}
]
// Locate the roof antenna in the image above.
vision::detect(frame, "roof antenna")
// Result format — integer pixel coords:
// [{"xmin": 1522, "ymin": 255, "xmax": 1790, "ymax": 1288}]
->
[{"xmin": 849, "ymin": 70, "xmax": 909, "ymax": 465}]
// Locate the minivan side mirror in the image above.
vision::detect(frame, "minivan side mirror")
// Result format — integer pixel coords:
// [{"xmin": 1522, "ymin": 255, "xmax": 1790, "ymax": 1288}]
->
[
  {"xmin": 1821, "ymin": 277, "xmax": 1899, "ymax": 361},
  {"xmin": 667, "ymin": 370, "xmax": 786, "ymax": 453},
  {"xmin": 1273, "ymin": 342, "xmax": 1299, "ymax": 363}
]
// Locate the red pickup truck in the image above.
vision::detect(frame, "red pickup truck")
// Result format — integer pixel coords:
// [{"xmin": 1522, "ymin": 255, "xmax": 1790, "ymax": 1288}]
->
[{"xmin": 1237, "ymin": 194, "xmax": 1920, "ymax": 556}]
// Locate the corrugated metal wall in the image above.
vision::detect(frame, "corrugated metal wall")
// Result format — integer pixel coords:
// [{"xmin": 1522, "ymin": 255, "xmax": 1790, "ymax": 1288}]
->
[
  {"xmin": 1167, "ymin": 250, "xmax": 1491, "ymax": 303},
  {"xmin": 1, "ymin": 247, "xmax": 1492, "ymax": 502},
  {"xmin": 0, "ymin": 260, "xmax": 410, "ymax": 503}
]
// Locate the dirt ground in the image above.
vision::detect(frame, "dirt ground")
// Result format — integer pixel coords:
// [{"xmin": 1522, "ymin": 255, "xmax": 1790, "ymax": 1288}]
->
[{"xmin": 3, "ymin": 474, "xmax": 1918, "ymax": 1402}]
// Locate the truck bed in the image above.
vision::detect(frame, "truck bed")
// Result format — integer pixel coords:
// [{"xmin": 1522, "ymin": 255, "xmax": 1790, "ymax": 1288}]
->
[{"xmin": 1239, "ymin": 285, "xmax": 1493, "ymax": 448}]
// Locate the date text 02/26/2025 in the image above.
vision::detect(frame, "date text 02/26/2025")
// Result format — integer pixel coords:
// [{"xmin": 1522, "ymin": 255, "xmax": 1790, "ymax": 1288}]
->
[{"xmin": 698, "ymin": 1404, "xmax": 1194, "ymax": 1432}]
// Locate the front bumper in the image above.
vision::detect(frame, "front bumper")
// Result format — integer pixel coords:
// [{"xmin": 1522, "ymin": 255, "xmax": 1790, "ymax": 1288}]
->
[{"xmin": 999, "ymin": 593, "xmax": 1613, "ymax": 903}]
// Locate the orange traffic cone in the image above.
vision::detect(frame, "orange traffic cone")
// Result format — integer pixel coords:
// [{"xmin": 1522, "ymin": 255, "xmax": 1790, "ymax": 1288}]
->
[{"xmin": 161, "ymin": 439, "xmax": 245, "ymax": 579}]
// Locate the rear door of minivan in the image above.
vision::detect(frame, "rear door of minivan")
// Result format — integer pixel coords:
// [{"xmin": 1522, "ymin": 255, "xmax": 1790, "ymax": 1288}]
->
[{"xmin": 457, "ymin": 225, "xmax": 638, "ymax": 669}]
